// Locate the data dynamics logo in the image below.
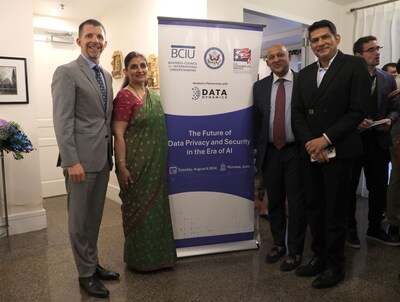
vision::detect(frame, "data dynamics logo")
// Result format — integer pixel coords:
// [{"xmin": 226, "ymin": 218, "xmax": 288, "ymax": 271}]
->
[
  {"xmin": 192, "ymin": 87, "xmax": 201, "ymax": 100},
  {"xmin": 204, "ymin": 47, "xmax": 224, "ymax": 70}
]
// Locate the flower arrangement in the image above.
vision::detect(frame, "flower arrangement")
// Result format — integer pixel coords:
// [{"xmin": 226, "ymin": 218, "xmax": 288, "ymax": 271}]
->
[{"xmin": 0, "ymin": 118, "xmax": 34, "ymax": 160}]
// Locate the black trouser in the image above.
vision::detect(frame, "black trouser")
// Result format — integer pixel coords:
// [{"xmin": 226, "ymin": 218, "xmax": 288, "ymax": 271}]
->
[
  {"xmin": 347, "ymin": 132, "xmax": 390, "ymax": 231},
  {"xmin": 262, "ymin": 143, "xmax": 307, "ymax": 256},
  {"xmin": 303, "ymin": 158, "xmax": 352, "ymax": 272}
]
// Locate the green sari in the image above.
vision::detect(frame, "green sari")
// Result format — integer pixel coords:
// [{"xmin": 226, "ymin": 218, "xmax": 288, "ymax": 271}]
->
[{"xmin": 115, "ymin": 89, "xmax": 177, "ymax": 271}]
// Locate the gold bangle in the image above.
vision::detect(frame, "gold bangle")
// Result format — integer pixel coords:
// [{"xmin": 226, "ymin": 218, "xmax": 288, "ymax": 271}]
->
[{"xmin": 116, "ymin": 158, "xmax": 126, "ymax": 163}]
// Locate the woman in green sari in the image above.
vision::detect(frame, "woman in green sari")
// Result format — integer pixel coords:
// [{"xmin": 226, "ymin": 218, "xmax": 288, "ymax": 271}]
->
[{"xmin": 112, "ymin": 51, "xmax": 176, "ymax": 271}]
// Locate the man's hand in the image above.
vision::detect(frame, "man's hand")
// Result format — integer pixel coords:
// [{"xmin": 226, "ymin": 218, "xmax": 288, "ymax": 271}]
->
[
  {"xmin": 306, "ymin": 136, "xmax": 330, "ymax": 163},
  {"xmin": 388, "ymin": 89, "xmax": 400, "ymax": 101},
  {"xmin": 374, "ymin": 119, "xmax": 391, "ymax": 132},
  {"xmin": 357, "ymin": 118, "xmax": 373, "ymax": 132},
  {"xmin": 67, "ymin": 163, "xmax": 85, "ymax": 183}
]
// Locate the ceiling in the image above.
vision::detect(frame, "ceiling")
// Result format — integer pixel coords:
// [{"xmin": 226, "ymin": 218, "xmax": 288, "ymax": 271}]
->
[
  {"xmin": 33, "ymin": 0, "xmax": 127, "ymax": 20},
  {"xmin": 327, "ymin": 0, "xmax": 363, "ymax": 5},
  {"xmin": 33, "ymin": 0, "xmax": 364, "ymax": 21},
  {"xmin": 33, "ymin": 0, "xmax": 364, "ymax": 56}
]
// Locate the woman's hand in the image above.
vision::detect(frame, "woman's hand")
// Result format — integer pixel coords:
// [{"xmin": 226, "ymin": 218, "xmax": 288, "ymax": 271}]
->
[{"xmin": 117, "ymin": 166, "xmax": 133, "ymax": 189}]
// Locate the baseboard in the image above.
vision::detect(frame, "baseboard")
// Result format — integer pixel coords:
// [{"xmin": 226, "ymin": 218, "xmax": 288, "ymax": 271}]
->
[{"xmin": 0, "ymin": 208, "xmax": 47, "ymax": 236}]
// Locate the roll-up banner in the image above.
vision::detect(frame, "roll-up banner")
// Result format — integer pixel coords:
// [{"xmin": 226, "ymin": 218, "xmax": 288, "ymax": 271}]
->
[{"xmin": 158, "ymin": 17, "xmax": 265, "ymax": 257}]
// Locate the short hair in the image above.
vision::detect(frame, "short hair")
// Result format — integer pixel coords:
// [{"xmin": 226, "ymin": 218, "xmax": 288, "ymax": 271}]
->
[
  {"xmin": 78, "ymin": 19, "xmax": 106, "ymax": 38},
  {"xmin": 382, "ymin": 63, "xmax": 397, "ymax": 72},
  {"xmin": 397, "ymin": 59, "xmax": 400, "ymax": 73},
  {"xmin": 308, "ymin": 20, "xmax": 337, "ymax": 40},
  {"xmin": 353, "ymin": 35, "xmax": 377, "ymax": 54}
]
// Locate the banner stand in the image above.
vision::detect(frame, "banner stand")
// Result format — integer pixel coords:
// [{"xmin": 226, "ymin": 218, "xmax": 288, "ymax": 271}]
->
[
  {"xmin": 177, "ymin": 240, "xmax": 259, "ymax": 258},
  {"xmin": 158, "ymin": 17, "xmax": 265, "ymax": 257}
]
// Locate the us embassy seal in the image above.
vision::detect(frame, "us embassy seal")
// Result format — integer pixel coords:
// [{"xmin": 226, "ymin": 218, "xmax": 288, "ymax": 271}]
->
[{"xmin": 204, "ymin": 47, "xmax": 224, "ymax": 70}]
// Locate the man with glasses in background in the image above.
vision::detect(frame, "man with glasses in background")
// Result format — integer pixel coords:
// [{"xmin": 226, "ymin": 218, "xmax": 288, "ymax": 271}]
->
[{"xmin": 346, "ymin": 36, "xmax": 399, "ymax": 248}]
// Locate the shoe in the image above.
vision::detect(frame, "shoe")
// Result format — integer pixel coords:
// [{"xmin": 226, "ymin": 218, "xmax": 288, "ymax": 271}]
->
[
  {"xmin": 266, "ymin": 246, "xmax": 286, "ymax": 263},
  {"xmin": 79, "ymin": 276, "xmax": 109, "ymax": 298},
  {"xmin": 345, "ymin": 229, "xmax": 361, "ymax": 249},
  {"xmin": 388, "ymin": 225, "xmax": 400, "ymax": 242},
  {"xmin": 95, "ymin": 264, "xmax": 120, "ymax": 280},
  {"xmin": 259, "ymin": 213, "xmax": 269, "ymax": 220},
  {"xmin": 311, "ymin": 269, "xmax": 345, "ymax": 289},
  {"xmin": 295, "ymin": 256, "xmax": 326, "ymax": 277},
  {"xmin": 280, "ymin": 255, "xmax": 302, "ymax": 271},
  {"xmin": 366, "ymin": 228, "xmax": 400, "ymax": 247}
]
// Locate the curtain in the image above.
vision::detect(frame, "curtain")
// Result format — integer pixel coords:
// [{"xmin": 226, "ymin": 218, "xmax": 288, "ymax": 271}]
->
[
  {"xmin": 354, "ymin": 1, "xmax": 399, "ymax": 198},
  {"xmin": 354, "ymin": 1, "xmax": 400, "ymax": 65}
]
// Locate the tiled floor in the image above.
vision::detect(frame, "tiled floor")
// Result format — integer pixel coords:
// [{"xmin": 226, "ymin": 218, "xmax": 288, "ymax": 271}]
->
[{"xmin": 0, "ymin": 194, "xmax": 399, "ymax": 301}]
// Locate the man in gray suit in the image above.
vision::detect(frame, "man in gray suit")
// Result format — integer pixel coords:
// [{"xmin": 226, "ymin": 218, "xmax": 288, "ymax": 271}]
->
[{"xmin": 52, "ymin": 19, "xmax": 119, "ymax": 299}]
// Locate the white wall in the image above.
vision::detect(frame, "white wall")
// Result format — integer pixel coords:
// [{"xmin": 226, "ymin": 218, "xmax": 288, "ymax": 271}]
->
[
  {"xmin": 101, "ymin": 0, "xmax": 208, "ymax": 95},
  {"xmin": 0, "ymin": 1, "xmax": 46, "ymax": 235},
  {"xmin": 245, "ymin": 0, "xmax": 343, "ymax": 27},
  {"xmin": 33, "ymin": 16, "xmax": 81, "ymax": 198},
  {"xmin": 207, "ymin": 0, "xmax": 244, "ymax": 22}
]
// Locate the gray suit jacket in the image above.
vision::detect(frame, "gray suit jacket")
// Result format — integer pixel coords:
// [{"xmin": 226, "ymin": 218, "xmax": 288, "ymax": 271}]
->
[{"xmin": 52, "ymin": 55, "xmax": 113, "ymax": 172}]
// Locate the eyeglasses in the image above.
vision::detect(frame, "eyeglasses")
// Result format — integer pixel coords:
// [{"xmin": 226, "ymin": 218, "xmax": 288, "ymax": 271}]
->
[
  {"xmin": 360, "ymin": 46, "xmax": 383, "ymax": 53},
  {"xmin": 309, "ymin": 34, "xmax": 335, "ymax": 45}
]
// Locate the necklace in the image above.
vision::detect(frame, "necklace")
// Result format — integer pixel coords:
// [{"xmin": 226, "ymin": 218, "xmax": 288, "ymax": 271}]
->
[{"xmin": 128, "ymin": 83, "xmax": 146, "ymax": 101}]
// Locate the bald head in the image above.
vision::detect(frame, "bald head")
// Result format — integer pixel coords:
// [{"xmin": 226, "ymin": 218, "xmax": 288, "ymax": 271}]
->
[{"xmin": 266, "ymin": 44, "xmax": 290, "ymax": 77}]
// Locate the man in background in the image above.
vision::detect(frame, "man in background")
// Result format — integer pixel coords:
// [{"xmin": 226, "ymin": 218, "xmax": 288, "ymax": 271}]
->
[
  {"xmin": 346, "ymin": 36, "xmax": 399, "ymax": 248},
  {"xmin": 382, "ymin": 62, "xmax": 398, "ymax": 78},
  {"xmin": 386, "ymin": 61, "xmax": 400, "ymax": 245}
]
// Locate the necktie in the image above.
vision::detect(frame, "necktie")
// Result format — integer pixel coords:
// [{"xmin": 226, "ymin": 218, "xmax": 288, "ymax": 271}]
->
[
  {"xmin": 370, "ymin": 76, "xmax": 376, "ymax": 95},
  {"xmin": 93, "ymin": 65, "xmax": 107, "ymax": 109},
  {"xmin": 273, "ymin": 78, "xmax": 286, "ymax": 150}
]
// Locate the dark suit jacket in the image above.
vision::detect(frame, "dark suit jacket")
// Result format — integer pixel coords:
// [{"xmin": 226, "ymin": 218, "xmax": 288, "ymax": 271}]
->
[
  {"xmin": 373, "ymin": 68, "xmax": 398, "ymax": 149},
  {"xmin": 253, "ymin": 70, "xmax": 298, "ymax": 170},
  {"xmin": 292, "ymin": 50, "xmax": 370, "ymax": 158}
]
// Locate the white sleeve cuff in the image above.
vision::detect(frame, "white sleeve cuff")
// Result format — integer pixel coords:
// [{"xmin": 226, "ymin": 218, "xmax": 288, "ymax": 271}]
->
[{"xmin": 323, "ymin": 133, "xmax": 332, "ymax": 145}]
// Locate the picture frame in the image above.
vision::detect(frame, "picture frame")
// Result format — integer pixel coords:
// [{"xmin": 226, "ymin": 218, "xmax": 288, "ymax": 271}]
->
[
  {"xmin": 0, "ymin": 57, "xmax": 29, "ymax": 104},
  {"xmin": 111, "ymin": 51, "xmax": 123, "ymax": 79}
]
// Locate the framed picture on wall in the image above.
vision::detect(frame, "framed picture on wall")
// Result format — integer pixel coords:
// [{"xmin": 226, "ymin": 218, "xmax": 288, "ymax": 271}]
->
[{"xmin": 0, "ymin": 57, "xmax": 29, "ymax": 104}]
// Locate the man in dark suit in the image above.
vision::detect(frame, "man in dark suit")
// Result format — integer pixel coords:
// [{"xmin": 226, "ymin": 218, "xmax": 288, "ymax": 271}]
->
[
  {"xmin": 292, "ymin": 20, "xmax": 370, "ymax": 289},
  {"xmin": 254, "ymin": 44, "xmax": 307, "ymax": 272},
  {"xmin": 52, "ymin": 19, "xmax": 119, "ymax": 298},
  {"xmin": 346, "ymin": 36, "xmax": 399, "ymax": 248}
]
